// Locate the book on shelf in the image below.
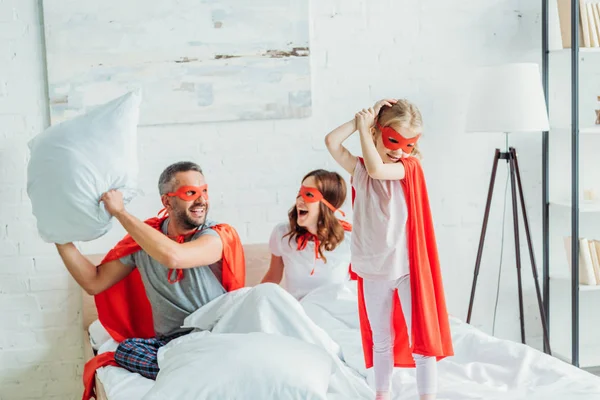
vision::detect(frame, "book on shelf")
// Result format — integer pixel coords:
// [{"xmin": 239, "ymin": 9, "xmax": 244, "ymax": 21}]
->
[
  {"xmin": 556, "ymin": 0, "xmax": 584, "ymax": 48},
  {"xmin": 563, "ymin": 236, "xmax": 598, "ymax": 285},
  {"xmin": 588, "ymin": 2, "xmax": 600, "ymax": 47},
  {"xmin": 596, "ymin": 4, "xmax": 600, "ymax": 41},
  {"xmin": 588, "ymin": 239, "xmax": 600, "ymax": 282},
  {"xmin": 556, "ymin": 0, "xmax": 600, "ymax": 49},
  {"xmin": 592, "ymin": 3, "xmax": 600, "ymax": 44},
  {"xmin": 582, "ymin": 0, "xmax": 592, "ymax": 47}
]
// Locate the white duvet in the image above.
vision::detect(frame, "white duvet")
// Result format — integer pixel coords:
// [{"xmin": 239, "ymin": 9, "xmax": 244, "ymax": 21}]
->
[{"xmin": 96, "ymin": 281, "xmax": 600, "ymax": 400}]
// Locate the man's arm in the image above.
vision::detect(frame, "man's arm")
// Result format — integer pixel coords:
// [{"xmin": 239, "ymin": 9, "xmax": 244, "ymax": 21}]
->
[
  {"xmin": 55, "ymin": 243, "xmax": 134, "ymax": 295},
  {"xmin": 110, "ymin": 210, "xmax": 224, "ymax": 270},
  {"xmin": 99, "ymin": 190, "xmax": 224, "ymax": 270}
]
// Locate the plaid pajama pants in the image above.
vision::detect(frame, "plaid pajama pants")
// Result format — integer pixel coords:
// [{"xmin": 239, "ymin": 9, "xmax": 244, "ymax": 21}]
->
[{"xmin": 114, "ymin": 332, "xmax": 188, "ymax": 380}]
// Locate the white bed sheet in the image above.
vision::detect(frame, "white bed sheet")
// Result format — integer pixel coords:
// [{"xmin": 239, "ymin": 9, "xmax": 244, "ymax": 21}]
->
[
  {"xmin": 301, "ymin": 282, "xmax": 600, "ymax": 400},
  {"xmin": 95, "ymin": 339, "xmax": 154, "ymax": 400},
  {"xmin": 90, "ymin": 281, "xmax": 600, "ymax": 400}
]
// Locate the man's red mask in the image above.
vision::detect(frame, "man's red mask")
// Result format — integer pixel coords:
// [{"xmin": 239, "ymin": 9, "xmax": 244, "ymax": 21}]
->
[
  {"xmin": 166, "ymin": 184, "xmax": 209, "ymax": 202},
  {"xmin": 298, "ymin": 186, "xmax": 345, "ymax": 217},
  {"xmin": 377, "ymin": 122, "xmax": 421, "ymax": 153}
]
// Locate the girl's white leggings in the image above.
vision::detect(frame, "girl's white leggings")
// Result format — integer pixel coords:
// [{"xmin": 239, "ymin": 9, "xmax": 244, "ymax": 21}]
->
[{"xmin": 363, "ymin": 275, "xmax": 437, "ymax": 395}]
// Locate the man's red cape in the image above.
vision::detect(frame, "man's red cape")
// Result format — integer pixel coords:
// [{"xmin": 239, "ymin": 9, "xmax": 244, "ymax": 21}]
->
[
  {"xmin": 82, "ymin": 216, "xmax": 245, "ymax": 399},
  {"xmin": 349, "ymin": 157, "xmax": 453, "ymax": 368}
]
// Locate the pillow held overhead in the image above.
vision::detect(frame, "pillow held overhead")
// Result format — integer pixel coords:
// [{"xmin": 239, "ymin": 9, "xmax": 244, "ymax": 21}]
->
[{"xmin": 27, "ymin": 91, "xmax": 142, "ymax": 244}]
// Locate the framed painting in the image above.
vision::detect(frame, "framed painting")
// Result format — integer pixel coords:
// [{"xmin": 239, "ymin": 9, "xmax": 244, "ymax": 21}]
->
[{"xmin": 42, "ymin": 0, "xmax": 311, "ymax": 125}]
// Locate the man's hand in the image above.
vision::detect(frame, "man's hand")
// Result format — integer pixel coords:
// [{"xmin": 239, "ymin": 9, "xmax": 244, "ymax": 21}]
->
[
  {"xmin": 373, "ymin": 98, "xmax": 397, "ymax": 116},
  {"xmin": 355, "ymin": 108, "xmax": 376, "ymax": 134},
  {"xmin": 100, "ymin": 189, "xmax": 125, "ymax": 217}
]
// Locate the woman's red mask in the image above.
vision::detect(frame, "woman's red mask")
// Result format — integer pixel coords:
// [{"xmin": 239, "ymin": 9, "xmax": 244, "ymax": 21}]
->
[
  {"xmin": 377, "ymin": 122, "xmax": 421, "ymax": 153},
  {"xmin": 166, "ymin": 184, "xmax": 209, "ymax": 202},
  {"xmin": 298, "ymin": 186, "xmax": 345, "ymax": 217}
]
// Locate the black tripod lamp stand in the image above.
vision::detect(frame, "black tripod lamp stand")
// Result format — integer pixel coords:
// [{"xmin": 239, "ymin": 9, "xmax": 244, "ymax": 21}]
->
[{"xmin": 464, "ymin": 63, "xmax": 551, "ymax": 354}]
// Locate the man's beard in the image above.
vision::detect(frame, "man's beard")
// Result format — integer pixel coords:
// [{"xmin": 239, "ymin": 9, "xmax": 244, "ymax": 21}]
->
[{"xmin": 172, "ymin": 205, "xmax": 208, "ymax": 230}]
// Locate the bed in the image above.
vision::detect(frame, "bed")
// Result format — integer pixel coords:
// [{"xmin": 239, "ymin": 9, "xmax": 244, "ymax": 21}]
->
[
  {"xmin": 81, "ymin": 244, "xmax": 271, "ymax": 400},
  {"xmin": 82, "ymin": 247, "xmax": 600, "ymax": 400}
]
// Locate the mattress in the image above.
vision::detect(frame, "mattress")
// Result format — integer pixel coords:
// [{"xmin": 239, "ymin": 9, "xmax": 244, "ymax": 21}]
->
[
  {"xmin": 88, "ymin": 283, "xmax": 600, "ymax": 400},
  {"xmin": 93, "ymin": 335, "xmax": 154, "ymax": 400}
]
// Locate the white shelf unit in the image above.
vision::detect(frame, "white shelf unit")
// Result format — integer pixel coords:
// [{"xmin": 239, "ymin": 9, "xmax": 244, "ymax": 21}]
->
[
  {"xmin": 549, "ymin": 277, "xmax": 600, "ymax": 368},
  {"xmin": 548, "ymin": 194, "xmax": 600, "ymax": 369},
  {"xmin": 579, "ymin": 126, "xmax": 600, "ymax": 133},
  {"xmin": 551, "ymin": 276, "xmax": 600, "ymax": 292},
  {"xmin": 551, "ymin": 126, "xmax": 600, "ymax": 134},
  {"xmin": 550, "ymin": 48, "xmax": 600, "ymax": 54},
  {"xmin": 550, "ymin": 200, "xmax": 600, "ymax": 212},
  {"xmin": 544, "ymin": 1, "xmax": 600, "ymax": 370}
]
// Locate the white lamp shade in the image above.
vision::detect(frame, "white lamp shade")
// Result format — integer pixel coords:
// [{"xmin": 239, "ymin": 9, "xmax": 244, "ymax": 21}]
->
[{"xmin": 466, "ymin": 63, "xmax": 550, "ymax": 133}]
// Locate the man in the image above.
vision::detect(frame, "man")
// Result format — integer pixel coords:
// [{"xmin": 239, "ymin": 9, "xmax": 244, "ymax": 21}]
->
[{"xmin": 56, "ymin": 161, "xmax": 245, "ymax": 384}]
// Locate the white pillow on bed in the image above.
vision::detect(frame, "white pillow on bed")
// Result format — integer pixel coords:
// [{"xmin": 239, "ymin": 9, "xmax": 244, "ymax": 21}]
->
[
  {"xmin": 88, "ymin": 319, "xmax": 112, "ymax": 351},
  {"xmin": 27, "ymin": 91, "xmax": 141, "ymax": 244},
  {"xmin": 143, "ymin": 331, "xmax": 333, "ymax": 400}
]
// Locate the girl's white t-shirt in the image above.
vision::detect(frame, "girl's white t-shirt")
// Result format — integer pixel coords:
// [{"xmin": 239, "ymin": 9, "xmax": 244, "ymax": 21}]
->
[
  {"xmin": 269, "ymin": 222, "xmax": 351, "ymax": 300},
  {"xmin": 351, "ymin": 159, "xmax": 410, "ymax": 281}
]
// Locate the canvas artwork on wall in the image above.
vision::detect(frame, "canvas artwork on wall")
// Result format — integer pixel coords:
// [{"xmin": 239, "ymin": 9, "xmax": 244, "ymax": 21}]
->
[{"xmin": 42, "ymin": 0, "xmax": 311, "ymax": 125}]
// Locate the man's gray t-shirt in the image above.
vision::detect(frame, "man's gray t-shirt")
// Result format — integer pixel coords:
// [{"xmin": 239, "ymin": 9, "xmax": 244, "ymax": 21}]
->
[{"xmin": 119, "ymin": 219, "xmax": 226, "ymax": 337}]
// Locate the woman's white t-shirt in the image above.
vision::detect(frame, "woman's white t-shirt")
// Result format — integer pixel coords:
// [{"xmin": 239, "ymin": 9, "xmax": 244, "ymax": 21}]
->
[
  {"xmin": 351, "ymin": 159, "xmax": 410, "ymax": 281},
  {"xmin": 269, "ymin": 222, "xmax": 351, "ymax": 300}
]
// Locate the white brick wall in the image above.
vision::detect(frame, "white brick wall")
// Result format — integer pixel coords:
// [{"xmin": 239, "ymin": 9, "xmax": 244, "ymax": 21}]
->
[{"xmin": 0, "ymin": 0, "xmax": 559, "ymax": 398}]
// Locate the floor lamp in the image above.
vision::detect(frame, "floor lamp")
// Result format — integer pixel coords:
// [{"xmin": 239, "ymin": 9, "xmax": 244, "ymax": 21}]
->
[{"xmin": 464, "ymin": 63, "xmax": 551, "ymax": 354}]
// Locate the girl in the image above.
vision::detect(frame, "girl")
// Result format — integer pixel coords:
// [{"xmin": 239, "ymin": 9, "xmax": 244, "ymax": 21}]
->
[
  {"xmin": 261, "ymin": 169, "xmax": 352, "ymax": 300},
  {"xmin": 325, "ymin": 99, "xmax": 453, "ymax": 400}
]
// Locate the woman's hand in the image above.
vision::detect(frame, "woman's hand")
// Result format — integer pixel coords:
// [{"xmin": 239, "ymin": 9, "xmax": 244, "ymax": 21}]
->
[{"xmin": 355, "ymin": 108, "xmax": 376, "ymax": 134}]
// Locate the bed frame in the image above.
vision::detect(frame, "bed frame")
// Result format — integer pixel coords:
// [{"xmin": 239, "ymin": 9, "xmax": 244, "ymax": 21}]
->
[{"xmin": 81, "ymin": 244, "xmax": 271, "ymax": 400}]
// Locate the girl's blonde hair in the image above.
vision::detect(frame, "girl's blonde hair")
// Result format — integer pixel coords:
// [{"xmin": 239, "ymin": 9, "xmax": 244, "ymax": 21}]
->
[{"xmin": 375, "ymin": 99, "xmax": 423, "ymax": 158}]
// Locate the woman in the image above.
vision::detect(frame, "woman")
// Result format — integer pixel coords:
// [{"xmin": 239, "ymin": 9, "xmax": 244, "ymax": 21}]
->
[{"xmin": 261, "ymin": 169, "xmax": 352, "ymax": 300}]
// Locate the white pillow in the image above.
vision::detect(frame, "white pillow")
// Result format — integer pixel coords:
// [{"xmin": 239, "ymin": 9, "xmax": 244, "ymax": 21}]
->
[
  {"xmin": 88, "ymin": 319, "xmax": 112, "ymax": 351},
  {"xmin": 144, "ymin": 331, "xmax": 333, "ymax": 400},
  {"xmin": 27, "ymin": 91, "xmax": 141, "ymax": 244}
]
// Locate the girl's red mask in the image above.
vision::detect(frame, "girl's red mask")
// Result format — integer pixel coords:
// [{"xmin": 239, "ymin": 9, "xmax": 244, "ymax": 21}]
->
[
  {"xmin": 377, "ymin": 122, "xmax": 421, "ymax": 153},
  {"xmin": 298, "ymin": 186, "xmax": 345, "ymax": 217},
  {"xmin": 166, "ymin": 184, "xmax": 209, "ymax": 202}
]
